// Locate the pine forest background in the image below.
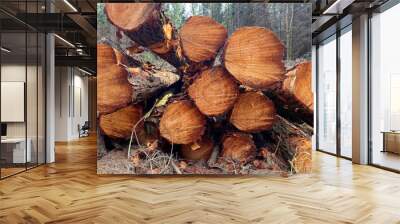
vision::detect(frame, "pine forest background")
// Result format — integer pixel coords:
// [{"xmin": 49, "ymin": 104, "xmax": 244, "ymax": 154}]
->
[{"xmin": 97, "ymin": 3, "xmax": 311, "ymax": 67}]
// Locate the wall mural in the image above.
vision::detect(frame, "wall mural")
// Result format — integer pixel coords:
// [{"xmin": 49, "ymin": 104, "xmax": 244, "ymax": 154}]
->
[{"xmin": 97, "ymin": 3, "xmax": 313, "ymax": 175}]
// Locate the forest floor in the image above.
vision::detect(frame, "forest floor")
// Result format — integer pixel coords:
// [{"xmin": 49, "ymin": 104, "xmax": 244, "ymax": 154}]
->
[
  {"xmin": 97, "ymin": 149, "xmax": 135, "ymax": 174},
  {"xmin": 97, "ymin": 146, "xmax": 289, "ymax": 176}
]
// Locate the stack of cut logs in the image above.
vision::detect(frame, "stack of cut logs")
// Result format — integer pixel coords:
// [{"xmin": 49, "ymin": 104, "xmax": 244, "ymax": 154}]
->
[{"xmin": 98, "ymin": 3, "xmax": 313, "ymax": 174}]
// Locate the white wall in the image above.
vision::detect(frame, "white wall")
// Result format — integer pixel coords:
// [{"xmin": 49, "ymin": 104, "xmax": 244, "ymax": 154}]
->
[
  {"xmin": 54, "ymin": 66, "xmax": 89, "ymax": 141},
  {"xmin": 55, "ymin": 66, "xmax": 69, "ymax": 141},
  {"xmin": 1, "ymin": 64, "xmax": 39, "ymax": 138},
  {"xmin": 1, "ymin": 65, "xmax": 26, "ymax": 139}
]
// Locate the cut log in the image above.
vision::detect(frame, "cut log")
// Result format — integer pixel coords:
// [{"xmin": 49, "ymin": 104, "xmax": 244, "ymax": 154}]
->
[
  {"xmin": 99, "ymin": 105, "xmax": 143, "ymax": 139},
  {"xmin": 127, "ymin": 65, "xmax": 180, "ymax": 103},
  {"xmin": 264, "ymin": 61, "xmax": 313, "ymax": 125},
  {"xmin": 221, "ymin": 132, "xmax": 256, "ymax": 163},
  {"xmin": 283, "ymin": 62, "xmax": 313, "ymax": 111},
  {"xmin": 188, "ymin": 66, "xmax": 239, "ymax": 116},
  {"xmin": 230, "ymin": 91, "xmax": 276, "ymax": 133},
  {"xmin": 269, "ymin": 115, "xmax": 313, "ymax": 173},
  {"xmin": 97, "ymin": 43, "xmax": 133, "ymax": 114},
  {"xmin": 180, "ymin": 16, "xmax": 227, "ymax": 63},
  {"xmin": 223, "ymin": 27, "xmax": 285, "ymax": 89},
  {"xmin": 105, "ymin": 3, "xmax": 183, "ymax": 68},
  {"xmin": 288, "ymin": 136, "xmax": 312, "ymax": 173},
  {"xmin": 100, "ymin": 7, "xmax": 315, "ymax": 175},
  {"xmin": 159, "ymin": 100, "xmax": 206, "ymax": 144},
  {"xmin": 257, "ymin": 147, "xmax": 289, "ymax": 171},
  {"xmin": 99, "ymin": 42, "xmax": 180, "ymax": 104},
  {"xmin": 181, "ymin": 137, "xmax": 214, "ymax": 161}
]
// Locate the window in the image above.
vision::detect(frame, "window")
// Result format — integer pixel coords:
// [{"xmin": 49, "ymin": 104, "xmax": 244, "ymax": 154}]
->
[
  {"xmin": 0, "ymin": 1, "xmax": 46, "ymax": 179},
  {"xmin": 339, "ymin": 27, "xmax": 352, "ymax": 158},
  {"xmin": 317, "ymin": 35, "xmax": 337, "ymax": 154},
  {"xmin": 370, "ymin": 3, "xmax": 400, "ymax": 171}
]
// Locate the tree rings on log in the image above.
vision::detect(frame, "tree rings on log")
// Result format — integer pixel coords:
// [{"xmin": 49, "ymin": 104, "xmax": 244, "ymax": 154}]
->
[
  {"xmin": 181, "ymin": 137, "xmax": 214, "ymax": 161},
  {"xmin": 282, "ymin": 61, "xmax": 313, "ymax": 112},
  {"xmin": 105, "ymin": 3, "xmax": 183, "ymax": 68},
  {"xmin": 188, "ymin": 66, "xmax": 239, "ymax": 116},
  {"xmin": 159, "ymin": 100, "xmax": 206, "ymax": 144},
  {"xmin": 97, "ymin": 44, "xmax": 133, "ymax": 115},
  {"xmin": 180, "ymin": 16, "xmax": 227, "ymax": 62},
  {"xmin": 230, "ymin": 91, "xmax": 276, "ymax": 132},
  {"xmin": 221, "ymin": 132, "xmax": 256, "ymax": 162},
  {"xmin": 99, "ymin": 105, "xmax": 143, "ymax": 139},
  {"xmin": 105, "ymin": 3, "xmax": 161, "ymax": 32},
  {"xmin": 223, "ymin": 27, "xmax": 285, "ymax": 89}
]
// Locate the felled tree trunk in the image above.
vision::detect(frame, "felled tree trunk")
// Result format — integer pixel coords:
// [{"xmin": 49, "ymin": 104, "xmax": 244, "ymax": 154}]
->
[
  {"xmin": 270, "ymin": 115, "xmax": 313, "ymax": 173},
  {"xmin": 221, "ymin": 132, "xmax": 256, "ymax": 163},
  {"xmin": 288, "ymin": 136, "xmax": 312, "ymax": 173},
  {"xmin": 223, "ymin": 27, "xmax": 286, "ymax": 89},
  {"xmin": 180, "ymin": 16, "xmax": 227, "ymax": 63},
  {"xmin": 159, "ymin": 100, "xmax": 206, "ymax": 144},
  {"xmin": 97, "ymin": 43, "xmax": 133, "ymax": 115},
  {"xmin": 99, "ymin": 105, "xmax": 143, "ymax": 139},
  {"xmin": 101, "ymin": 4, "xmax": 314, "ymax": 175},
  {"xmin": 230, "ymin": 91, "xmax": 277, "ymax": 133},
  {"xmin": 188, "ymin": 66, "xmax": 238, "ymax": 116},
  {"xmin": 105, "ymin": 4, "xmax": 227, "ymax": 74},
  {"xmin": 98, "ymin": 43, "xmax": 180, "ymax": 106},
  {"xmin": 105, "ymin": 3, "xmax": 183, "ymax": 68},
  {"xmin": 181, "ymin": 136, "xmax": 214, "ymax": 161},
  {"xmin": 264, "ymin": 61, "xmax": 313, "ymax": 125},
  {"xmin": 127, "ymin": 65, "xmax": 180, "ymax": 103}
]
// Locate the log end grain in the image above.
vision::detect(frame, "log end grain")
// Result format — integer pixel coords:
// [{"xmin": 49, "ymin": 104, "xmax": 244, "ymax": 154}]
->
[
  {"xmin": 283, "ymin": 61, "xmax": 313, "ymax": 112},
  {"xmin": 180, "ymin": 16, "xmax": 228, "ymax": 62},
  {"xmin": 221, "ymin": 132, "xmax": 256, "ymax": 162},
  {"xmin": 181, "ymin": 137, "xmax": 214, "ymax": 161},
  {"xmin": 97, "ymin": 44, "xmax": 133, "ymax": 115},
  {"xmin": 223, "ymin": 27, "xmax": 285, "ymax": 89},
  {"xmin": 99, "ymin": 105, "xmax": 143, "ymax": 139},
  {"xmin": 105, "ymin": 3, "xmax": 160, "ymax": 31},
  {"xmin": 230, "ymin": 91, "xmax": 276, "ymax": 132},
  {"xmin": 159, "ymin": 100, "xmax": 206, "ymax": 144},
  {"xmin": 188, "ymin": 66, "xmax": 239, "ymax": 116}
]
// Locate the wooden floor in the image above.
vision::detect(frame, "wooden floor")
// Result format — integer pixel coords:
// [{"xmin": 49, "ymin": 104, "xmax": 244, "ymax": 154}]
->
[
  {"xmin": 373, "ymin": 150, "xmax": 400, "ymax": 171},
  {"xmin": 1, "ymin": 136, "xmax": 400, "ymax": 224},
  {"xmin": 1, "ymin": 167, "xmax": 26, "ymax": 178}
]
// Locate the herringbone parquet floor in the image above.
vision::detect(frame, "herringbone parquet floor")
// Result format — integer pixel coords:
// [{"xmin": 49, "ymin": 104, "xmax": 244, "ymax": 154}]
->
[{"xmin": 1, "ymin": 135, "xmax": 400, "ymax": 224}]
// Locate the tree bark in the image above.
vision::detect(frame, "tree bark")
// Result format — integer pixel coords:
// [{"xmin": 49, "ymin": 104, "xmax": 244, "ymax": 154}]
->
[
  {"xmin": 270, "ymin": 115, "xmax": 313, "ymax": 173},
  {"xmin": 105, "ymin": 4, "xmax": 227, "ymax": 75},
  {"xmin": 98, "ymin": 42, "xmax": 180, "ymax": 106},
  {"xmin": 105, "ymin": 3, "xmax": 184, "ymax": 68}
]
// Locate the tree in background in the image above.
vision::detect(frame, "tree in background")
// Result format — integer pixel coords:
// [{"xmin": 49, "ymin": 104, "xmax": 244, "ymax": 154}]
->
[
  {"xmin": 164, "ymin": 3, "xmax": 186, "ymax": 29},
  {"xmin": 98, "ymin": 3, "xmax": 311, "ymax": 61}
]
